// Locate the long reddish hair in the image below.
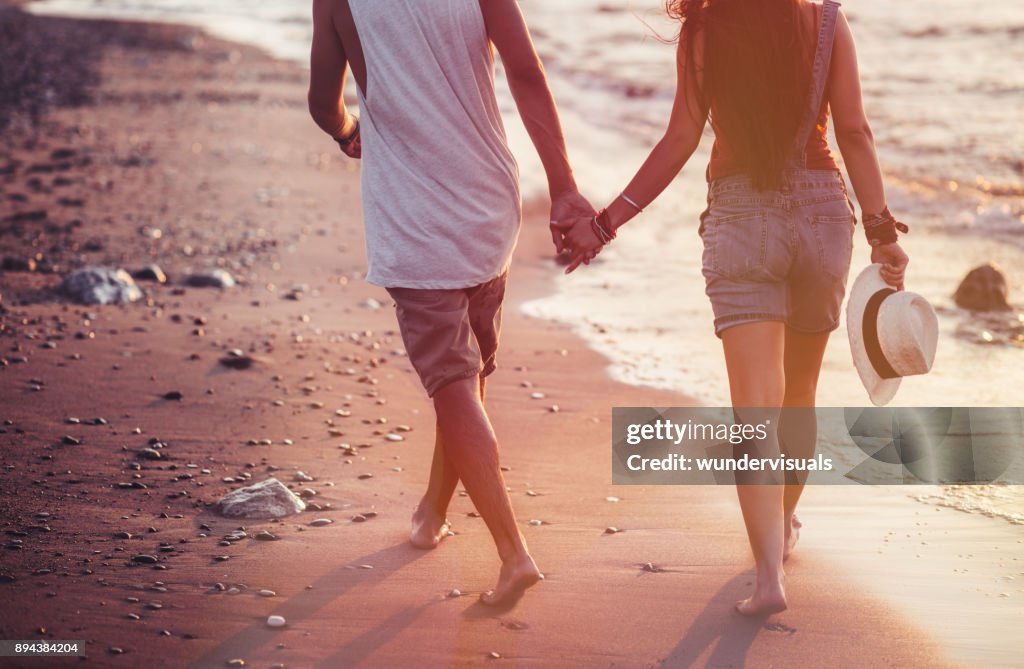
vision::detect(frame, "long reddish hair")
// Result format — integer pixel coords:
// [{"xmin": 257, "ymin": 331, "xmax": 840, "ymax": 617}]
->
[{"xmin": 668, "ymin": 0, "xmax": 812, "ymax": 189}]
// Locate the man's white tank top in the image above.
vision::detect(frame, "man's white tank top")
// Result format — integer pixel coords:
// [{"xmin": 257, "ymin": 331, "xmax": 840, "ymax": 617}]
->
[{"xmin": 348, "ymin": 0, "xmax": 522, "ymax": 289}]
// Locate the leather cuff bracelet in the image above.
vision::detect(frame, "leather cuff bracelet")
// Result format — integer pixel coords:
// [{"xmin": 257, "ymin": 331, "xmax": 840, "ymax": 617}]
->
[{"xmin": 862, "ymin": 206, "xmax": 909, "ymax": 247}]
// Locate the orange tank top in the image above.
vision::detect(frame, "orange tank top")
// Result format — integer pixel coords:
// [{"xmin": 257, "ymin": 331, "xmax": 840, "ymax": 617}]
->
[{"xmin": 706, "ymin": 4, "xmax": 839, "ymax": 182}]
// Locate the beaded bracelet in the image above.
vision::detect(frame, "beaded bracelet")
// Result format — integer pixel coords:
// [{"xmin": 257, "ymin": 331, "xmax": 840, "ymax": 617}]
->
[{"xmin": 591, "ymin": 208, "xmax": 617, "ymax": 246}]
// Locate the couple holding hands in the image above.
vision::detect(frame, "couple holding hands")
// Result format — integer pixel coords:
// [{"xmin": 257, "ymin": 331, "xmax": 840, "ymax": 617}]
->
[{"xmin": 309, "ymin": 0, "xmax": 913, "ymax": 614}]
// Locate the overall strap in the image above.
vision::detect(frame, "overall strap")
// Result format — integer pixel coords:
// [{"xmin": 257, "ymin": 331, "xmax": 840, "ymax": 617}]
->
[{"xmin": 791, "ymin": 0, "xmax": 841, "ymax": 167}]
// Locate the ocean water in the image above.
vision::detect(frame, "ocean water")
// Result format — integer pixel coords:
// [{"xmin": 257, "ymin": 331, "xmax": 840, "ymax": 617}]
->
[{"xmin": 25, "ymin": 0, "xmax": 1024, "ymax": 522}]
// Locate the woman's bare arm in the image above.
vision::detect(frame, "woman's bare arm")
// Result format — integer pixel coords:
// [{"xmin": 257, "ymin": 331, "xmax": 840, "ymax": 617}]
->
[
  {"xmin": 561, "ymin": 32, "xmax": 708, "ymax": 270},
  {"xmin": 830, "ymin": 9, "xmax": 908, "ymax": 287},
  {"xmin": 829, "ymin": 10, "xmax": 885, "ymax": 215}
]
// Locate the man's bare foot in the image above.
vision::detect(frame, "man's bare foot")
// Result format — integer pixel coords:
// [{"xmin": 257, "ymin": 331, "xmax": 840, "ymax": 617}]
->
[
  {"xmin": 409, "ymin": 506, "xmax": 451, "ymax": 549},
  {"xmin": 735, "ymin": 577, "xmax": 787, "ymax": 616},
  {"xmin": 783, "ymin": 514, "xmax": 802, "ymax": 562},
  {"xmin": 479, "ymin": 554, "xmax": 542, "ymax": 606}
]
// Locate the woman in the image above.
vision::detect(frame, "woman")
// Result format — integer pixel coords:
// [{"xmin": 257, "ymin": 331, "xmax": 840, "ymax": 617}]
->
[{"xmin": 558, "ymin": 0, "xmax": 910, "ymax": 615}]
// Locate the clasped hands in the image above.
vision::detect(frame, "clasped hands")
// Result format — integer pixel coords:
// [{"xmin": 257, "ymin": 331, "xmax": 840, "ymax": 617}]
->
[{"xmin": 550, "ymin": 190, "xmax": 605, "ymax": 274}]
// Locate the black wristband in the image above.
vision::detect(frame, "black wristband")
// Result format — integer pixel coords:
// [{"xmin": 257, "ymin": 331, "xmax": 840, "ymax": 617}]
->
[{"xmin": 334, "ymin": 119, "xmax": 360, "ymax": 148}]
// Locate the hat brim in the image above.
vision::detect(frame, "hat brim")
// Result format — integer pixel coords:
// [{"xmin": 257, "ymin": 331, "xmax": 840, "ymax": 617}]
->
[{"xmin": 847, "ymin": 264, "xmax": 902, "ymax": 406}]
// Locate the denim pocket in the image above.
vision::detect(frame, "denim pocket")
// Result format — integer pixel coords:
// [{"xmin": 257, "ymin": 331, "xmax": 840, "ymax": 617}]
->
[
  {"xmin": 707, "ymin": 209, "xmax": 795, "ymax": 282},
  {"xmin": 809, "ymin": 214, "xmax": 855, "ymax": 280}
]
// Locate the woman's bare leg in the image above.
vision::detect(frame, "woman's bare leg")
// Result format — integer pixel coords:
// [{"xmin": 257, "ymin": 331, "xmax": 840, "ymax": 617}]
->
[
  {"xmin": 779, "ymin": 328, "xmax": 831, "ymax": 560},
  {"xmin": 721, "ymin": 321, "xmax": 788, "ymax": 616}
]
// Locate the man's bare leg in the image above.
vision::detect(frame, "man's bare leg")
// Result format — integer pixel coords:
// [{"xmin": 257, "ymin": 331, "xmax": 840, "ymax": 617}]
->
[
  {"xmin": 432, "ymin": 376, "xmax": 540, "ymax": 605},
  {"xmin": 410, "ymin": 428, "xmax": 457, "ymax": 549},
  {"xmin": 411, "ymin": 378, "xmax": 488, "ymax": 549}
]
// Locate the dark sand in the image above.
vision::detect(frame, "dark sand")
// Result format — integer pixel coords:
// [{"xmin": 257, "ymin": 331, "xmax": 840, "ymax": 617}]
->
[{"xmin": 0, "ymin": 6, "xmax": 964, "ymax": 668}]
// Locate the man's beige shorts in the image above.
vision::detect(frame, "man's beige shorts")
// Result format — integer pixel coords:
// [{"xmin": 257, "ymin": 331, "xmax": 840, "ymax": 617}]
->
[{"xmin": 386, "ymin": 272, "xmax": 507, "ymax": 397}]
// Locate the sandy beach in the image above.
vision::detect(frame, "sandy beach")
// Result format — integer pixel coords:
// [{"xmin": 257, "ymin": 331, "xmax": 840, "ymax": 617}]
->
[{"xmin": 1, "ymin": 6, "xmax": 1020, "ymax": 668}]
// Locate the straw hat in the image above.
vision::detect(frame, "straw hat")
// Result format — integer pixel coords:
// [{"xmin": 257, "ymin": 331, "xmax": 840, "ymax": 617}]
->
[{"xmin": 846, "ymin": 264, "xmax": 938, "ymax": 406}]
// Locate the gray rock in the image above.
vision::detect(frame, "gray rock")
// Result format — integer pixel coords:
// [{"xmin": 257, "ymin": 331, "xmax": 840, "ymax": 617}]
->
[
  {"xmin": 60, "ymin": 267, "xmax": 142, "ymax": 305},
  {"xmin": 185, "ymin": 269, "xmax": 235, "ymax": 289},
  {"xmin": 954, "ymin": 263, "xmax": 1011, "ymax": 311},
  {"xmin": 213, "ymin": 478, "xmax": 306, "ymax": 519}
]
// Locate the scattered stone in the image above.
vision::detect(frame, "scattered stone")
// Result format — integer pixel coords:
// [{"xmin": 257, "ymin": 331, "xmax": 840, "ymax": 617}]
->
[
  {"xmin": 954, "ymin": 263, "xmax": 1011, "ymax": 311},
  {"xmin": 226, "ymin": 660, "xmax": 245, "ymax": 667},
  {"xmin": 258, "ymin": 589, "xmax": 276, "ymax": 597},
  {"xmin": 385, "ymin": 433, "xmax": 404, "ymax": 442},
  {"xmin": 219, "ymin": 353, "xmax": 255, "ymax": 370},
  {"xmin": 114, "ymin": 532, "xmax": 132, "ymax": 540},
  {"xmin": 294, "ymin": 471, "xmax": 314, "ymax": 482},
  {"xmin": 139, "ymin": 448, "xmax": 163, "ymax": 460},
  {"xmin": 2, "ymin": 256, "xmax": 36, "ymax": 272},
  {"xmin": 131, "ymin": 555, "xmax": 159, "ymax": 564},
  {"xmin": 108, "ymin": 647, "xmax": 125, "ymax": 655},
  {"xmin": 60, "ymin": 267, "xmax": 142, "ymax": 305},
  {"xmin": 62, "ymin": 435, "xmax": 80, "ymax": 445},
  {"xmin": 488, "ymin": 651, "xmax": 502, "ymax": 660},
  {"xmin": 213, "ymin": 478, "xmax": 306, "ymax": 519},
  {"xmin": 604, "ymin": 527, "xmax": 621, "ymax": 535},
  {"xmin": 163, "ymin": 391, "xmax": 184, "ymax": 401},
  {"xmin": 530, "ymin": 392, "xmax": 546, "ymax": 400},
  {"xmin": 309, "ymin": 519, "xmax": 333, "ymax": 527},
  {"xmin": 185, "ymin": 269, "xmax": 235, "ymax": 289},
  {"xmin": 131, "ymin": 265, "xmax": 168, "ymax": 284},
  {"xmin": 254, "ymin": 530, "xmax": 279, "ymax": 541},
  {"xmin": 266, "ymin": 615, "xmax": 286, "ymax": 628},
  {"xmin": 447, "ymin": 589, "xmax": 462, "ymax": 598}
]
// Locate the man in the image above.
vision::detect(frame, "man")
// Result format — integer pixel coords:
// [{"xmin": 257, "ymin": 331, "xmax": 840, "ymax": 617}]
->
[{"xmin": 308, "ymin": 0, "xmax": 592, "ymax": 605}]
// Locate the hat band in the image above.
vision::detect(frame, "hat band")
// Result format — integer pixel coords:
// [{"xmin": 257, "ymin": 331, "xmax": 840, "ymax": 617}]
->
[{"xmin": 863, "ymin": 287, "xmax": 900, "ymax": 380}]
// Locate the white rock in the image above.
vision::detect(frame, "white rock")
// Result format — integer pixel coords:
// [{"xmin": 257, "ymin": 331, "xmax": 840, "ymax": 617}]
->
[
  {"xmin": 213, "ymin": 478, "xmax": 306, "ymax": 519},
  {"xmin": 60, "ymin": 267, "xmax": 142, "ymax": 305},
  {"xmin": 266, "ymin": 615, "xmax": 286, "ymax": 628},
  {"xmin": 185, "ymin": 268, "xmax": 235, "ymax": 289}
]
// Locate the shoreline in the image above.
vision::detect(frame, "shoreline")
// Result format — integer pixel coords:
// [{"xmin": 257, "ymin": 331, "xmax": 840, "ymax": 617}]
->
[{"xmin": 0, "ymin": 7, "xmax": 1017, "ymax": 667}]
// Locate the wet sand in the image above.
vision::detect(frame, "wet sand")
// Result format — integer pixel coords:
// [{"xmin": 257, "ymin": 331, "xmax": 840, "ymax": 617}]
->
[{"xmin": 0, "ymin": 6, "xmax": 990, "ymax": 668}]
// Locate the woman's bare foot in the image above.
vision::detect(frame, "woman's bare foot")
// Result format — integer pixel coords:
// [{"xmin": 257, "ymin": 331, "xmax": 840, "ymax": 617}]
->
[
  {"xmin": 409, "ymin": 505, "xmax": 451, "ymax": 549},
  {"xmin": 783, "ymin": 514, "xmax": 802, "ymax": 562},
  {"xmin": 735, "ymin": 575, "xmax": 787, "ymax": 616},
  {"xmin": 479, "ymin": 554, "xmax": 542, "ymax": 606}
]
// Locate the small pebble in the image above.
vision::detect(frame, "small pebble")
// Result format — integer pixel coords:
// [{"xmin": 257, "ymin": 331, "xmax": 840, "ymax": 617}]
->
[{"xmin": 266, "ymin": 615, "xmax": 286, "ymax": 628}]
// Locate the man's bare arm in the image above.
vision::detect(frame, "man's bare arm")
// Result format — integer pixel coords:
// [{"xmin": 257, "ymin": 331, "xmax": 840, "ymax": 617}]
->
[
  {"xmin": 308, "ymin": 0, "xmax": 357, "ymax": 141},
  {"xmin": 480, "ymin": 0, "xmax": 578, "ymax": 198}
]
